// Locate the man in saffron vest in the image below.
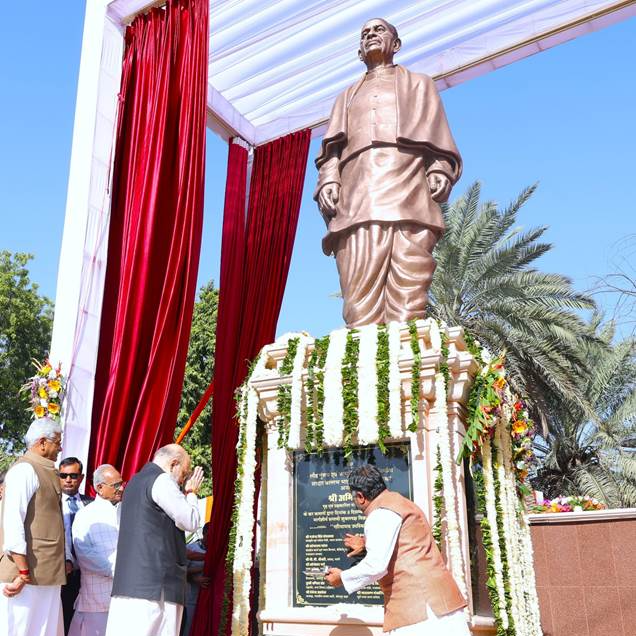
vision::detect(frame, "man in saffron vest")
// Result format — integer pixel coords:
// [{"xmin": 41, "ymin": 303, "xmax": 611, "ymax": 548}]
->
[
  {"xmin": 325, "ymin": 465, "xmax": 470, "ymax": 635},
  {"xmin": 0, "ymin": 417, "xmax": 66, "ymax": 636},
  {"xmin": 315, "ymin": 18, "xmax": 461, "ymax": 328},
  {"xmin": 105, "ymin": 444, "xmax": 203, "ymax": 636}
]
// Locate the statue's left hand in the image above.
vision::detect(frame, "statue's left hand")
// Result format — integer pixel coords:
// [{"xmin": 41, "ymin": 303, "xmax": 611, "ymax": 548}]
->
[{"xmin": 428, "ymin": 172, "xmax": 451, "ymax": 202}]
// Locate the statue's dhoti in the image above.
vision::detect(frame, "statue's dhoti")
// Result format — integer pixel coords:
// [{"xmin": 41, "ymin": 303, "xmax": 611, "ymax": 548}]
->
[{"xmin": 333, "ymin": 222, "xmax": 438, "ymax": 327}]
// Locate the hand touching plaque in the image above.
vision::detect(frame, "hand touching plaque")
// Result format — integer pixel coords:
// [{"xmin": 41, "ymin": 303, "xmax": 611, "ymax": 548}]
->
[{"xmin": 314, "ymin": 18, "xmax": 462, "ymax": 327}]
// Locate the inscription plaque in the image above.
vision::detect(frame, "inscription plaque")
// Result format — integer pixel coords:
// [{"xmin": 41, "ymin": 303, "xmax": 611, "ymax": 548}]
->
[{"xmin": 293, "ymin": 443, "xmax": 412, "ymax": 607}]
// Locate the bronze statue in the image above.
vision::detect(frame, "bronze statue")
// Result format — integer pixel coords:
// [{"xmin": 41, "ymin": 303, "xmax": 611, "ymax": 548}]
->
[{"xmin": 315, "ymin": 18, "xmax": 462, "ymax": 327}]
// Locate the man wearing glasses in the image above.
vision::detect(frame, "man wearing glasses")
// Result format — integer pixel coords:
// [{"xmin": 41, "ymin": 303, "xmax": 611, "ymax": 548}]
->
[
  {"xmin": 0, "ymin": 417, "xmax": 66, "ymax": 636},
  {"xmin": 68, "ymin": 464, "xmax": 124, "ymax": 636},
  {"xmin": 59, "ymin": 457, "xmax": 94, "ymax": 633}
]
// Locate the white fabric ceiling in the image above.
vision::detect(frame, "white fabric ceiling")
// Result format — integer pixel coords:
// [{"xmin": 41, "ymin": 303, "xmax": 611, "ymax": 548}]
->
[{"xmin": 109, "ymin": 0, "xmax": 636, "ymax": 145}]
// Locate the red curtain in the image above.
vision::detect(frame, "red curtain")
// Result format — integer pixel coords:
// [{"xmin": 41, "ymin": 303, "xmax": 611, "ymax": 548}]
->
[
  {"xmin": 191, "ymin": 129, "xmax": 311, "ymax": 636},
  {"xmin": 88, "ymin": 0, "xmax": 208, "ymax": 481}
]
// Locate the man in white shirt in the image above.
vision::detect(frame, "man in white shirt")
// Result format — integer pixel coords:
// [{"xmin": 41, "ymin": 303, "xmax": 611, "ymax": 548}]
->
[
  {"xmin": 69, "ymin": 464, "xmax": 124, "ymax": 636},
  {"xmin": 0, "ymin": 417, "xmax": 66, "ymax": 636},
  {"xmin": 325, "ymin": 465, "xmax": 469, "ymax": 636},
  {"xmin": 105, "ymin": 445, "xmax": 203, "ymax": 636},
  {"xmin": 59, "ymin": 456, "xmax": 93, "ymax": 633}
]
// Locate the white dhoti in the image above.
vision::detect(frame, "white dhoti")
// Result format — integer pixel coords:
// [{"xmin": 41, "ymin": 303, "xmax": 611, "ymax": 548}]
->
[
  {"xmin": 69, "ymin": 611, "xmax": 109, "ymax": 636},
  {"xmin": 105, "ymin": 595, "xmax": 183, "ymax": 636},
  {"xmin": 0, "ymin": 583, "xmax": 64, "ymax": 636},
  {"xmin": 387, "ymin": 609, "xmax": 470, "ymax": 635}
]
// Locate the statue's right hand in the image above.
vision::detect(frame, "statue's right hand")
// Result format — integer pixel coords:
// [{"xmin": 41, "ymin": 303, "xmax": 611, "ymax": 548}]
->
[{"xmin": 318, "ymin": 183, "xmax": 340, "ymax": 219}]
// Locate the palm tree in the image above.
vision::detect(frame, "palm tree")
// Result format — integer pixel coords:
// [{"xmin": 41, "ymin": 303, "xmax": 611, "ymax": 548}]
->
[
  {"xmin": 532, "ymin": 317, "xmax": 636, "ymax": 507},
  {"xmin": 429, "ymin": 181, "xmax": 596, "ymax": 427}
]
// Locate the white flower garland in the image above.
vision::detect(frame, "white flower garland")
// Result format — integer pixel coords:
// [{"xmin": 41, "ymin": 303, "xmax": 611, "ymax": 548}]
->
[
  {"xmin": 427, "ymin": 317, "xmax": 442, "ymax": 351},
  {"xmin": 518, "ymin": 514, "xmax": 543, "ymax": 635},
  {"xmin": 231, "ymin": 349, "xmax": 270, "ymax": 636},
  {"xmin": 286, "ymin": 335, "xmax": 311, "ymax": 450},
  {"xmin": 387, "ymin": 321, "xmax": 403, "ymax": 438},
  {"xmin": 322, "ymin": 328, "xmax": 348, "ymax": 446},
  {"xmin": 432, "ymin": 372, "xmax": 468, "ymax": 600},
  {"xmin": 495, "ymin": 419, "xmax": 524, "ymax": 631},
  {"xmin": 497, "ymin": 412, "xmax": 542, "ymax": 636},
  {"xmin": 481, "ymin": 439, "xmax": 509, "ymax": 630},
  {"xmin": 357, "ymin": 324, "xmax": 378, "ymax": 445}
]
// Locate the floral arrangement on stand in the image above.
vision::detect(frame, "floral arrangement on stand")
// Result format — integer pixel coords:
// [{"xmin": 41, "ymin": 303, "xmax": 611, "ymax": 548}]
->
[
  {"xmin": 222, "ymin": 320, "xmax": 542, "ymax": 636},
  {"xmin": 457, "ymin": 355, "xmax": 542, "ymax": 636},
  {"xmin": 21, "ymin": 359, "xmax": 65, "ymax": 420},
  {"xmin": 531, "ymin": 495, "xmax": 605, "ymax": 513}
]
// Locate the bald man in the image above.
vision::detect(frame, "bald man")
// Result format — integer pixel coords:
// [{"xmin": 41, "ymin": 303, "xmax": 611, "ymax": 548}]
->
[{"xmin": 105, "ymin": 445, "xmax": 204, "ymax": 636}]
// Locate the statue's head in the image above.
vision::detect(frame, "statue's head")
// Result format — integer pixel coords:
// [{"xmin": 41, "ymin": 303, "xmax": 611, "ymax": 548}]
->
[{"xmin": 358, "ymin": 18, "xmax": 401, "ymax": 67}]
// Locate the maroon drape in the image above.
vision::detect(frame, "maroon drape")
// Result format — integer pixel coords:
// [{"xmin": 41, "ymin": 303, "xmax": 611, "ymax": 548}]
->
[
  {"xmin": 88, "ymin": 0, "xmax": 208, "ymax": 481},
  {"xmin": 191, "ymin": 130, "xmax": 311, "ymax": 636}
]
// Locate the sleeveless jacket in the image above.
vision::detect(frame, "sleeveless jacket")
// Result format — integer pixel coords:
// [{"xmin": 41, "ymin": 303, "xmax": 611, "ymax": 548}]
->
[
  {"xmin": 111, "ymin": 462, "xmax": 188, "ymax": 605},
  {"xmin": 366, "ymin": 489, "xmax": 466, "ymax": 631},
  {"xmin": 0, "ymin": 450, "xmax": 66, "ymax": 585}
]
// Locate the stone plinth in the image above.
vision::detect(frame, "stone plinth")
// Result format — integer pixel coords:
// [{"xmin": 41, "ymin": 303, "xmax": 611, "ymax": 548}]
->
[{"xmin": 249, "ymin": 322, "xmax": 495, "ymax": 635}]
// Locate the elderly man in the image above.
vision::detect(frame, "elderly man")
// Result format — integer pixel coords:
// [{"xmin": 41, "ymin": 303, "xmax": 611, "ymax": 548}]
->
[
  {"xmin": 105, "ymin": 444, "xmax": 203, "ymax": 636},
  {"xmin": 59, "ymin": 456, "xmax": 93, "ymax": 634},
  {"xmin": 0, "ymin": 417, "xmax": 66, "ymax": 636},
  {"xmin": 325, "ymin": 465, "xmax": 470, "ymax": 636},
  {"xmin": 68, "ymin": 464, "xmax": 124, "ymax": 636},
  {"xmin": 315, "ymin": 18, "xmax": 461, "ymax": 327}
]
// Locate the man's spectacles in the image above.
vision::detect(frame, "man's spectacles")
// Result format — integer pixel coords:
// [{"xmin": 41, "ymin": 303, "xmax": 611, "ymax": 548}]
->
[
  {"xmin": 58, "ymin": 472, "xmax": 81, "ymax": 480},
  {"xmin": 102, "ymin": 481, "xmax": 125, "ymax": 491}
]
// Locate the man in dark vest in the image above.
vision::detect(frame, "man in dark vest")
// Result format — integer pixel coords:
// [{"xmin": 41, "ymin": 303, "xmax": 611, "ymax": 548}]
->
[
  {"xmin": 0, "ymin": 417, "xmax": 66, "ymax": 636},
  {"xmin": 325, "ymin": 465, "xmax": 470, "ymax": 635},
  {"xmin": 105, "ymin": 444, "xmax": 203, "ymax": 636}
]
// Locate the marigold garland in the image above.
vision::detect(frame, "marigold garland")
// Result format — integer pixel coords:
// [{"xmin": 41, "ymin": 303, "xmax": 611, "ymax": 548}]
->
[
  {"xmin": 341, "ymin": 330, "xmax": 360, "ymax": 457},
  {"xmin": 276, "ymin": 336, "xmax": 299, "ymax": 448},
  {"xmin": 407, "ymin": 319, "xmax": 422, "ymax": 432},
  {"xmin": 376, "ymin": 325, "xmax": 391, "ymax": 452}
]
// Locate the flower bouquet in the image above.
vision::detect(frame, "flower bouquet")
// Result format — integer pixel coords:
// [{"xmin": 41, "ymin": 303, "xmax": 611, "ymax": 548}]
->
[
  {"xmin": 21, "ymin": 359, "xmax": 65, "ymax": 420},
  {"xmin": 530, "ymin": 495, "xmax": 605, "ymax": 513}
]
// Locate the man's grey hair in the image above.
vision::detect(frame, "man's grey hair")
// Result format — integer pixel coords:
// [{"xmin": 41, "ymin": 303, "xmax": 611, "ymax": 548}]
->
[
  {"xmin": 24, "ymin": 417, "xmax": 63, "ymax": 449},
  {"xmin": 93, "ymin": 464, "xmax": 116, "ymax": 486},
  {"xmin": 153, "ymin": 444, "xmax": 187, "ymax": 464}
]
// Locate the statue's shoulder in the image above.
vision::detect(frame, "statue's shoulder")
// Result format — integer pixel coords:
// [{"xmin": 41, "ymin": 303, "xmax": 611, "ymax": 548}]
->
[{"xmin": 397, "ymin": 65, "xmax": 435, "ymax": 87}]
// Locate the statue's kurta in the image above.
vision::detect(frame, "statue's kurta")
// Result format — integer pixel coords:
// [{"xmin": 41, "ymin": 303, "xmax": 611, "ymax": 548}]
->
[{"xmin": 315, "ymin": 65, "xmax": 462, "ymax": 327}]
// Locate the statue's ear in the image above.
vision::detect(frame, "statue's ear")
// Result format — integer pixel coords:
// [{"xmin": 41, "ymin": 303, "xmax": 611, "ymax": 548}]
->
[
  {"xmin": 393, "ymin": 38, "xmax": 402, "ymax": 54},
  {"xmin": 358, "ymin": 48, "xmax": 364, "ymax": 62}
]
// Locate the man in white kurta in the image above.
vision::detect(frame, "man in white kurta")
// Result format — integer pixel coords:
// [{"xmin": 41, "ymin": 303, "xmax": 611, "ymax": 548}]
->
[
  {"xmin": 105, "ymin": 445, "xmax": 203, "ymax": 636},
  {"xmin": 325, "ymin": 465, "xmax": 470, "ymax": 635},
  {"xmin": 69, "ymin": 464, "xmax": 124, "ymax": 636},
  {"xmin": 0, "ymin": 418, "xmax": 66, "ymax": 636}
]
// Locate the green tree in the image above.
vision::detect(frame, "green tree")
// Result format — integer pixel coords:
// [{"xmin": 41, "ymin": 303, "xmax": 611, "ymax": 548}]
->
[
  {"xmin": 175, "ymin": 281, "xmax": 218, "ymax": 497},
  {"xmin": 0, "ymin": 252, "xmax": 54, "ymax": 455},
  {"xmin": 429, "ymin": 182, "xmax": 596, "ymax": 425},
  {"xmin": 532, "ymin": 316, "xmax": 636, "ymax": 506}
]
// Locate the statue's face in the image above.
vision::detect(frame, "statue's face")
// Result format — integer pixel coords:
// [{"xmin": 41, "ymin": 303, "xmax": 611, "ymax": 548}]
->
[{"xmin": 359, "ymin": 19, "xmax": 400, "ymax": 65}]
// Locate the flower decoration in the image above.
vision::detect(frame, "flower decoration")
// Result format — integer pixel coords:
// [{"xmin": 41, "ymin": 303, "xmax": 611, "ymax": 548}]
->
[
  {"xmin": 531, "ymin": 495, "xmax": 605, "ymax": 513},
  {"xmin": 21, "ymin": 359, "xmax": 65, "ymax": 421}
]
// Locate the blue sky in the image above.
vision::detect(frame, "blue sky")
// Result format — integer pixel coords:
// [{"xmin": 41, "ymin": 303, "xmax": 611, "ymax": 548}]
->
[{"xmin": 1, "ymin": 4, "xmax": 634, "ymax": 340}]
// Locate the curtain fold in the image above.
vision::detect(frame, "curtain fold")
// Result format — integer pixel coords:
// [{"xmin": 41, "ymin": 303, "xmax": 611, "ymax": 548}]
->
[
  {"xmin": 88, "ymin": 0, "xmax": 209, "ymax": 481},
  {"xmin": 191, "ymin": 129, "xmax": 311, "ymax": 636}
]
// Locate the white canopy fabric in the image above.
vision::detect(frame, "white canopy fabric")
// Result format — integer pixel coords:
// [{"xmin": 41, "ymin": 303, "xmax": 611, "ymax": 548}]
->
[{"xmin": 109, "ymin": 0, "xmax": 636, "ymax": 145}]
